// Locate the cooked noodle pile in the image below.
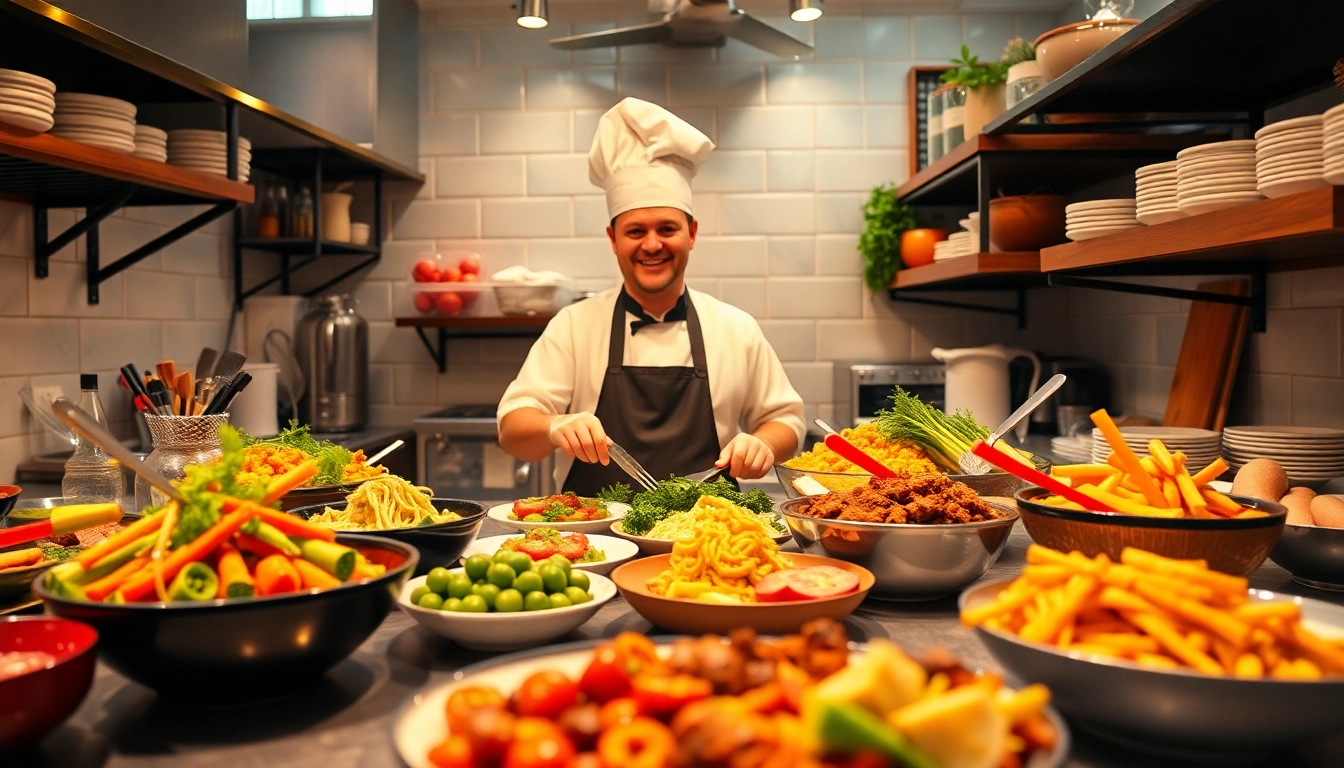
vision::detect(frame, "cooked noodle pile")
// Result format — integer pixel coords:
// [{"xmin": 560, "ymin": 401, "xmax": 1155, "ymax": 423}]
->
[
  {"xmin": 646, "ymin": 496, "xmax": 792, "ymax": 602},
  {"xmin": 309, "ymin": 475, "xmax": 460, "ymax": 530}
]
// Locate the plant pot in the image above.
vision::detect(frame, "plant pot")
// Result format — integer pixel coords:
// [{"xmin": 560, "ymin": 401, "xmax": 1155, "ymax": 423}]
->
[
  {"xmin": 964, "ymin": 84, "xmax": 1006, "ymax": 138},
  {"xmin": 988, "ymin": 195, "xmax": 1067, "ymax": 251},
  {"xmin": 900, "ymin": 228, "xmax": 948, "ymax": 269}
]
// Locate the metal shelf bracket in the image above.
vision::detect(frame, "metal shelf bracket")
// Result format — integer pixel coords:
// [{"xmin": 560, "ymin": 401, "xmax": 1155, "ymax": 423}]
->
[
  {"xmin": 1047, "ymin": 273, "xmax": 1267, "ymax": 333},
  {"xmin": 887, "ymin": 287, "xmax": 1028, "ymax": 329},
  {"xmin": 415, "ymin": 327, "xmax": 449, "ymax": 374}
]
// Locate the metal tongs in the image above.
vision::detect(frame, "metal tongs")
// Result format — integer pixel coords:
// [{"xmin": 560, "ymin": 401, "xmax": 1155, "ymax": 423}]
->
[{"xmin": 606, "ymin": 440, "xmax": 658, "ymax": 492}]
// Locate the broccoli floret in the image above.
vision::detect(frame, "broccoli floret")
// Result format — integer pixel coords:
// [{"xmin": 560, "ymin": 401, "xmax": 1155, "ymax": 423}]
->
[
  {"xmin": 618, "ymin": 476, "xmax": 778, "ymax": 536},
  {"xmin": 596, "ymin": 482, "xmax": 633, "ymax": 504}
]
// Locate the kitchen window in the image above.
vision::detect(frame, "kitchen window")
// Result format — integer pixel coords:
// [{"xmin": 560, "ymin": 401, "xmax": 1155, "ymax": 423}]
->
[{"xmin": 247, "ymin": 0, "xmax": 373, "ymax": 20}]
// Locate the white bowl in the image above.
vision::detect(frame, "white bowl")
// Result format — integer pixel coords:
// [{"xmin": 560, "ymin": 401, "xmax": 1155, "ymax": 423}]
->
[
  {"xmin": 486, "ymin": 500, "xmax": 629, "ymax": 534},
  {"xmin": 461, "ymin": 533, "xmax": 640, "ymax": 576},
  {"xmin": 396, "ymin": 570, "xmax": 616, "ymax": 651}
]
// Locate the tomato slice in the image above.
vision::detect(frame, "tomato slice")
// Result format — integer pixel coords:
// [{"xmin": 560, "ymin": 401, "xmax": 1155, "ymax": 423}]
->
[
  {"xmin": 631, "ymin": 674, "xmax": 712, "ymax": 718},
  {"xmin": 754, "ymin": 566, "xmax": 859, "ymax": 603}
]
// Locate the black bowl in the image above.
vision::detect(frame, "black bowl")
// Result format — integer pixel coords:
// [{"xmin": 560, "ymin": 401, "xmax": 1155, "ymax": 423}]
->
[
  {"xmin": 287, "ymin": 498, "xmax": 486, "ymax": 574},
  {"xmin": 0, "ymin": 485, "xmax": 21, "ymax": 524},
  {"xmin": 35, "ymin": 533, "xmax": 417, "ymax": 704}
]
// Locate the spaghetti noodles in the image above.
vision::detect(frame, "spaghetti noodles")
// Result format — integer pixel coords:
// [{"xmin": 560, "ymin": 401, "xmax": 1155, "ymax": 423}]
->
[
  {"xmin": 309, "ymin": 475, "xmax": 461, "ymax": 531},
  {"xmin": 646, "ymin": 496, "xmax": 793, "ymax": 602}
]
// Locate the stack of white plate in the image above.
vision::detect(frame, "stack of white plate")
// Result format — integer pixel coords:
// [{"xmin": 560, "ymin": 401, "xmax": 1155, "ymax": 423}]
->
[
  {"xmin": 1223, "ymin": 426, "xmax": 1344, "ymax": 483},
  {"xmin": 1090, "ymin": 426, "xmax": 1223, "ymax": 469},
  {"xmin": 1254, "ymin": 115, "xmax": 1328, "ymax": 199},
  {"xmin": 1065, "ymin": 199, "xmax": 1141, "ymax": 241},
  {"xmin": 934, "ymin": 231, "xmax": 975, "ymax": 261},
  {"xmin": 0, "ymin": 68, "xmax": 56, "ymax": 133},
  {"xmin": 131, "ymin": 124, "xmax": 167, "ymax": 162},
  {"xmin": 1322, "ymin": 103, "xmax": 1344, "ymax": 185},
  {"xmin": 50, "ymin": 93, "xmax": 136, "ymax": 154},
  {"xmin": 167, "ymin": 129, "xmax": 251, "ymax": 181},
  {"xmin": 1175, "ymin": 140, "xmax": 1263, "ymax": 215},
  {"xmin": 1134, "ymin": 161, "xmax": 1185, "ymax": 225},
  {"xmin": 1051, "ymin": 435, "xmax": 1094, "ymax": 464}
]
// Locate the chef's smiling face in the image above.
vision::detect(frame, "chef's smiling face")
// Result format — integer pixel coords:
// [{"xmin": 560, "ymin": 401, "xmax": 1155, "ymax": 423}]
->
[{"xmin": 608, "ymin": 207, "xmax": 697, "ymax": 300}]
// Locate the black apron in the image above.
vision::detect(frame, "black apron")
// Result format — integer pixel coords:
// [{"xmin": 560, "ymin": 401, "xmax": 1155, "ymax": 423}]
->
[{"xmin": 562, "ymin": 293, "xmax": 722, "ymax": 496}]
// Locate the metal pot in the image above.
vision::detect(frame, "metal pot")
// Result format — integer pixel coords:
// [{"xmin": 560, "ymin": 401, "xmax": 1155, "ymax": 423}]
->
[{"xmin": 295, "ymin": 294, "xmax": 368, "ymax": 432}]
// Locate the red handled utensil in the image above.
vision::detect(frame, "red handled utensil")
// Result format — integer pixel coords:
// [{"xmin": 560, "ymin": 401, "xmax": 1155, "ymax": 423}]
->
[
  {"xmin": 969, "ymin": 441, "xmax": 1114, "ymax": 512},
  {"xmin": 0, "ymin": 503, "xmax": 123, "ymax": 549},
  {"xmin": 815, "ymin": 419, "xmax": 896, "ymax": 479}
]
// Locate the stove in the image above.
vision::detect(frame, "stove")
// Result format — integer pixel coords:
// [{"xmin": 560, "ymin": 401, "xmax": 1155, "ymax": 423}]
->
[{"xmin": 413, "ymin": 406, "xmax": 555, "ymax": 500}]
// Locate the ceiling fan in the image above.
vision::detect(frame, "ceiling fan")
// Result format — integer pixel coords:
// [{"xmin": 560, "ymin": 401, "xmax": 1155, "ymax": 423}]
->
[{"xmin": 548, "ymin": 0, "xmax": 814, "ymax": 58}]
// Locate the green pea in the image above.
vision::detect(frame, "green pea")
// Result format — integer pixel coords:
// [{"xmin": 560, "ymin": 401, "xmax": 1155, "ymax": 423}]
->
[
  {"xmin": 444, "ymin": 597, "xmax": 463, "ymax": 612},
  {"xmin": 463, "ymin": 554, "xmax": 492, "ymax": 582},
  {"xmin": 417, "ymin": 592, "xmax": 444, "ymax": 610},
  {"xmin": 504, "ymin": 552, "xmax": 535, "ymax": 575},
  {"xmin": 494, "ymin": 588, "xmax": 524, "ymax": 613},
  {"xmin": 549, "ymin": 593, "xmax": 572, "ymax": 609},
  {"xmin": 567, "ymin": 570, "xmax": 591, "ymax": 592},
  {"xmin": 459, "ymin": 594, "xmax": 489, "ymax": 613},
  {"xmin": 446, "ymin": 572, "xmax": 474, "ymax": 599},
  {"xmin": 538, "ymin": 564, "xmax": 567, "ymax": 594},
  {"xmin": 487, "ymin": 563, "xmax": 517, "ymax": 589},
  {"xmin": 409, "ymin": 585, "xmax": 431, "ymax": 605},
  {"xmin": 563, "ymin": 586, "xmax": 591, "ymax": 605},
  {"xmin": 472, "ymin": 582, "xmax": 501, "ymax": 609},
  {"xmin": 523, "ymin": 591, "xmax": 551, "ymax": 611},
  {"xmin": 513, "ymin": 570, "xmax": 544, "ymax": 595},
  {"xmin": 546, "ymin": 554, "xmax": 573, "ymax": 578},
  {"xmin": 425, "ymin": 567, "xmax": 452, "ymax": 595}
]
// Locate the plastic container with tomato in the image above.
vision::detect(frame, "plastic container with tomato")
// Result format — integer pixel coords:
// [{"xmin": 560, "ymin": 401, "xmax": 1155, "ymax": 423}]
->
[{"xmin": 407, "ymin": 251, "xmax": 495, "ymax": 317}]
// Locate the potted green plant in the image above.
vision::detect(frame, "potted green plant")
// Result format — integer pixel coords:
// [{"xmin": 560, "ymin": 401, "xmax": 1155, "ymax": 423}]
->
[
  {"xmin": 1002, "ymin": 37, "xmax": 1043, "ymax": 108},
  {"xmin": 940, "ymin": 45, "xmax": 1008, "ymax": 138},
  {"xmin": 859, "ymin": 184, "xmax": 939, "ymax": 291}
]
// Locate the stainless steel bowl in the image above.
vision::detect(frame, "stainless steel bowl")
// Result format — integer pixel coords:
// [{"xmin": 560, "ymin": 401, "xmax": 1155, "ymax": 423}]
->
[
  {"xmin": 961, "ymin": 578, "xmax": 1344, "ymax": 759},
  {"xmin": 774, "ymin": 453, "xmax": 1052, "ymax": 501},
  {"xmin": 1269, "ymin": 523, "xmax": 1344, "ymax": 591},
  {"xmin": 778, "ymin": 498, "xmax": 1018, "ymax": 600}
]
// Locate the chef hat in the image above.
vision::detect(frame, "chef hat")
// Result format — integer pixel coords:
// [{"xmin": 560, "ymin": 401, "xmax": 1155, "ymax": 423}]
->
[{"xmin": 589, "ymin": 97, "xmax": 715, "ymax": 221}]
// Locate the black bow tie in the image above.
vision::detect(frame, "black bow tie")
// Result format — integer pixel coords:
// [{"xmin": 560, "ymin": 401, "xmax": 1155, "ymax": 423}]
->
[{"xmin": 621, "ymin": 289, "xmax": 688, "ymax": 334}]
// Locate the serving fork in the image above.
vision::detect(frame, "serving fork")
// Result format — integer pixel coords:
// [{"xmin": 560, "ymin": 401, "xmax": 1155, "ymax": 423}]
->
[{"xmin": 606, "ymin": 440, "xmax": 658, "ymax": 491}]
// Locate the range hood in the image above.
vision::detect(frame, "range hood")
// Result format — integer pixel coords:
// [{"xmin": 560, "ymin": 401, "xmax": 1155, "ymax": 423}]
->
[{"xmin": 549, "ymin": 0, "xmax": 813, "ymax": 58}]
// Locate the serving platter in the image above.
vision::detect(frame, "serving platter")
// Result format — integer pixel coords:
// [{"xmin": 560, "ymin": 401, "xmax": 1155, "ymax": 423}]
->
[{"xmin": 486, "ymin": 500, "xmax": 628, "ymax": 534}]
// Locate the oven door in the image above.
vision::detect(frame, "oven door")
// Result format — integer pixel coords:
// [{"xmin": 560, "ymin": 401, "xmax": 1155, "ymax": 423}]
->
[
  {"xmin": 851, "ymin": 364, "xmax": 946, "ymax": 424},
  {"xmin": 417, "ymin": 431, "xmax": 554, "ymax": 501}
]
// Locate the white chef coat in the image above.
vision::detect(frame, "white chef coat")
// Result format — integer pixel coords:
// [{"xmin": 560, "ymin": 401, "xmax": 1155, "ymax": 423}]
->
[{"xmin": 498, "ymin": 287, "xmax": 806, "ymax": 487}]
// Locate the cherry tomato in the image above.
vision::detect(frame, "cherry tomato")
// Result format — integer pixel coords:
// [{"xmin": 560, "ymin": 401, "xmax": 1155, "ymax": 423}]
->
[
  {"xmin": 597, "ymin": 698, "xmax": 641, "ymax": 731},
  {"xmin": 413, "ymin": 258, "xmax": 439, "ymax": 282},
  {"xmin": 630, "ymin": 674, "xmax": 712, "ymax": 719},
  {"xmin": 464, "ymin": 707, "xmax": 516, "ymax": 762},
  {"xmin": 568, "ymin": 754, "xmax": 603, "ymax": 768},
  {"xmin": 439, "ymin": 265, "xmax": 463, "ymax": 283},
  {"xmin": 754, "ymin": 566, "xmax": 859, "ymax": 603},
  {"xmin": 414, "ymin": 291, "xmax": 436, "ymax": 313},
  {"xmin": 580, "ymin": 645, "xmax": 631, "ymax": 703},
  {"xmin": 597, "ymin": 718, "xmax": 674, "ymax": 768},
  {"xmin": 514, "ymin": 671, "xmax": 581, "ymax": 720},
  {"xmin": 514, "ymin": 716, "xmax": 566, "ymax": 742},
  {"xmin": 503, "ymin": 733, "xmax": 576, "ymax": 768},
  {"xmin": 459, "ymin": 253, "xmax": 482, "ymax": 275},
  {"xmin": 427, "ymin": 734, "xmax": 475, "ymax": 768},
  {"xmin": 446, "ymin": 686, "xmax": 508, "ymax": 734},
  {"xmin": 436, "ymin": 291, "xmax": 464, "ymax": 316}
]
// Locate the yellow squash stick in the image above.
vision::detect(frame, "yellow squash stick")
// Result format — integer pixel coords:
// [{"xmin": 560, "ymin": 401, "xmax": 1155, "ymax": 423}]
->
[{"xmin": 1092, "ymin": 409, "xmax": 1167, "ymax": 507}]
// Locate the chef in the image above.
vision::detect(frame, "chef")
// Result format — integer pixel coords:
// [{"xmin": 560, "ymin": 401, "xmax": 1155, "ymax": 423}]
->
[{"xmin": 498, "ymin": 97, "xmax": 805, "ymax": 495}]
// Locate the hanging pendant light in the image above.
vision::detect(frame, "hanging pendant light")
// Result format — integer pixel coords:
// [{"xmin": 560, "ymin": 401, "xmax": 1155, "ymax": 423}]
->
[
  {"xmin": 790, "ymin": 0, "xmax": 822, "ymax": 22},
  {"xmin": 516, "ymin": 0, "xmax": 548, "ymax": 29}
]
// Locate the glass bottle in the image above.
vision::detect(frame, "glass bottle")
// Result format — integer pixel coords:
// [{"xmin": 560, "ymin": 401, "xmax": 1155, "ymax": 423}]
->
[
  {"xmin": 276, "ymin": 185, "xmax": 291, "ymax": 237},
  {"xmin": 62, "ymin": 374, "xmax": 126, "ymax": 505},
  {"xmin": 257, "ymin": 186, "xmax": 281, "ymax": 238},
  {"xmin": 293, "ymin": 186, "xmax": 315, "ymax": 238}
]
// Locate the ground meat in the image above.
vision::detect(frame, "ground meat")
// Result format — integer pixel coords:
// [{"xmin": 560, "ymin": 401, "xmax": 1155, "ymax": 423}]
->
[{"xmin": 797, "ymin": 471, "xmax": 1003, "ymax": 525}]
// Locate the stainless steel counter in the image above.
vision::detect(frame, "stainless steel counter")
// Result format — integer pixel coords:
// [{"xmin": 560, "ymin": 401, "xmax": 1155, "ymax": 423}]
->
[{"xmin": 17, "ymin": 519, "xmax": 1344, "ymax": 768}]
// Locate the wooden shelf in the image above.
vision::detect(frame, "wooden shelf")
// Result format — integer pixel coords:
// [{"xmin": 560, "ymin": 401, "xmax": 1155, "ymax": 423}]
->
[
  {"xmin": 396, "ymin": 316, "xmax": 551, "ymax": 372},
  {"xmin": 0, "ymin": 126, "xmax": 254, "ymax": 207},
  {"xmin": 890, "ymin": 252, "xmax": 1043, "ymax": 291},
  {"xmin": 1040, "ymin": 187, "xmax": 1344, "ymax": 275},
  {"xmin": 239, "ymin": 237, "xmax": 378, "ymax": 256}
]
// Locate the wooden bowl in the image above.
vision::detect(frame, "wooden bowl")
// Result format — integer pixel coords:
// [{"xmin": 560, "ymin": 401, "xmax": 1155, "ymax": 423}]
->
[
  {"xmin": 1015, "ymin": 487, "xmax": 1287, "ymax": 576},
  {"xmin": 609, "ymin": 553, "xmax": 873, "ymax": 634},
  {"xmin": 988, "ymin": 195, "xmax": 1067, "ymax": 251},
  {"xmin": 1034, "ymin": 19, "xmax": 1140, "ymax": 82}
]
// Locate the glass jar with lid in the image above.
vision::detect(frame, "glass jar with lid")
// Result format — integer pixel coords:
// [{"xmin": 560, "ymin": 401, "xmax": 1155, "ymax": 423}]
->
[{"xmin": 942, "ymin": 86, "xmax": 967, "ymax": 153}]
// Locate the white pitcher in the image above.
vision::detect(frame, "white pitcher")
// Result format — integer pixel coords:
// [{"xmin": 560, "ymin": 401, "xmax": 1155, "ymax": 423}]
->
[{"xmin": 931, "ymin": 344, "xmax": 1041, "ymax": 442}]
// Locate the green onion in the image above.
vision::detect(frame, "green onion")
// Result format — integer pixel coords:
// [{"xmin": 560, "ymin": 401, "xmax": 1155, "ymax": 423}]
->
[{"xmin": 874, "ymin": 388, "xmax": 990, "ymax": 472}]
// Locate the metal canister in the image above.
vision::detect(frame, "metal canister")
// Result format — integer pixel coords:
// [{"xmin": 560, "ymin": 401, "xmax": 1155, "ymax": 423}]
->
[{"xmin": 295, "ymin": 294, "xmax": 368, "ymax": 432}]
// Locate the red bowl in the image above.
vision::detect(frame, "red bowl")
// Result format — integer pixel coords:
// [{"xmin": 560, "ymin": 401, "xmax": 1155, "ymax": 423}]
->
[{"xmin": 0, "ymin": 616, "xmax": 98, "ymax": 751}]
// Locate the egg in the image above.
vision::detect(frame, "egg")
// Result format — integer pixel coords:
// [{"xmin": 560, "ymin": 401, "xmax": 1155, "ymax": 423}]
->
[
  {"xmin": 1309, "ymin": 494, "xmax": 1344, "ymax": 529},
  {"xmin": 1281, "ymin": 487, "xmax": 1316, "ymax": 526},
  {"xmin": 1231, "ymin": 458, "xmax": 1288, "ymax": 502}
]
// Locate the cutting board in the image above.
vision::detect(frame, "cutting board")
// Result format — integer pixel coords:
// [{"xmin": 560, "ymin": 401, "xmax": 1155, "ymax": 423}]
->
[{"xmin": 1163, "ymin": 279, "xmax": 1249, "ymax": 431}]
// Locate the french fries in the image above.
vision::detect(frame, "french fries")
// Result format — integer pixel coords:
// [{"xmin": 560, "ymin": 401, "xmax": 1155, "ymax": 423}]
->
[
  {"xmin": 1043, "ymin": 410, "xmax": 1250, "ymax": 518},
  {"xmin": 962, "ymin": 544, "xmax": 1344, "ymax": 680}
]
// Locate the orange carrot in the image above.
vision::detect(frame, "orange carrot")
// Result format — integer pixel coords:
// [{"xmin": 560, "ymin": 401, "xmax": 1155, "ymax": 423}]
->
[
  {"xmin": 216, "ymin": 542, "xmax": 255, "ymax": 599},
  {"xmin": 76, "ymin": 509, "xmax": 164, "ymax": 568},
  {"xmin": 253, "ymin": 507, "xmax": 336, "ymax": 542},
  {"xmin": 293, "ymin": 558, "xmax": 341, "ymax": 590},
  {"xmin": 255, "ymin": 554, "xmax": 300, "ymax": 595},
  {"xmin": 119, "ymin": 506, "xmax": 257, "ymax": 602},
  {"xmin": 84, "ymin": 555, "xmax": 151, "ymax": 601},
  {"xmin": 262, "ymin": 460, "xmax": 320, "ymax": 504},
  {"xmin": 235, "ymin": 532, "xmax": 285, "ymax": 557}
]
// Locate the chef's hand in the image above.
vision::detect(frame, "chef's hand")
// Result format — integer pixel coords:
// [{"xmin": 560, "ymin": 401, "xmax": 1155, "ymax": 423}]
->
[
  {"xmin": 548, "ymin": 412, "xmax": 610, "ymax": 465},
  {"xmin": 716, "ymin": 433, "xmax": 774, "ymax": 479}
]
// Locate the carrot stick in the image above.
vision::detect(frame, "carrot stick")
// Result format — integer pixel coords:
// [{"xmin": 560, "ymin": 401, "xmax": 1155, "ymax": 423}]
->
[
  {"xmin": 84, "ymin": 555, "xmax": 151, "ymax": 601},
  {"xmin": 235, "ymin": 532, "xmax": 286, "ymax": 557},
  {"xmin": 119, "ymin": 506, "xmax": 257, "ymax": 602},
  {"xmin": 293, "ymin": 558, "xmax": 341, "ymax": 590},
  {"xmin": 1092, "ymin": 409, "xmax": 1166, "ymax": 507},
  {"xmin": 216, "ymin": 542, "xmax": 255, "ymax": 599},
  {"xmin": 76, "ymin": 509, "xmax": 164, "ymax": 568},
  {"xmin": 254, "ymin": 554, "xmax": 300, "ymax": 595},
  {"xmin": 263, "ymin": 460, "xmax": 319, "ymax": 505},
  {"xmin": 1191, "ymin": 458, "xmax": 1231, "ymax": 487},
  {"xmin": 253, "ymin": 507, "xmax": 336, "ymax": 542}
]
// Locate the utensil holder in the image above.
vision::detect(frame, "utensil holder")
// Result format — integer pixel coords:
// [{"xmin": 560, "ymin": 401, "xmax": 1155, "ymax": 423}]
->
[{"xmin": 134, "ymin": 414, "xmax": 229, "ymax": 509}]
